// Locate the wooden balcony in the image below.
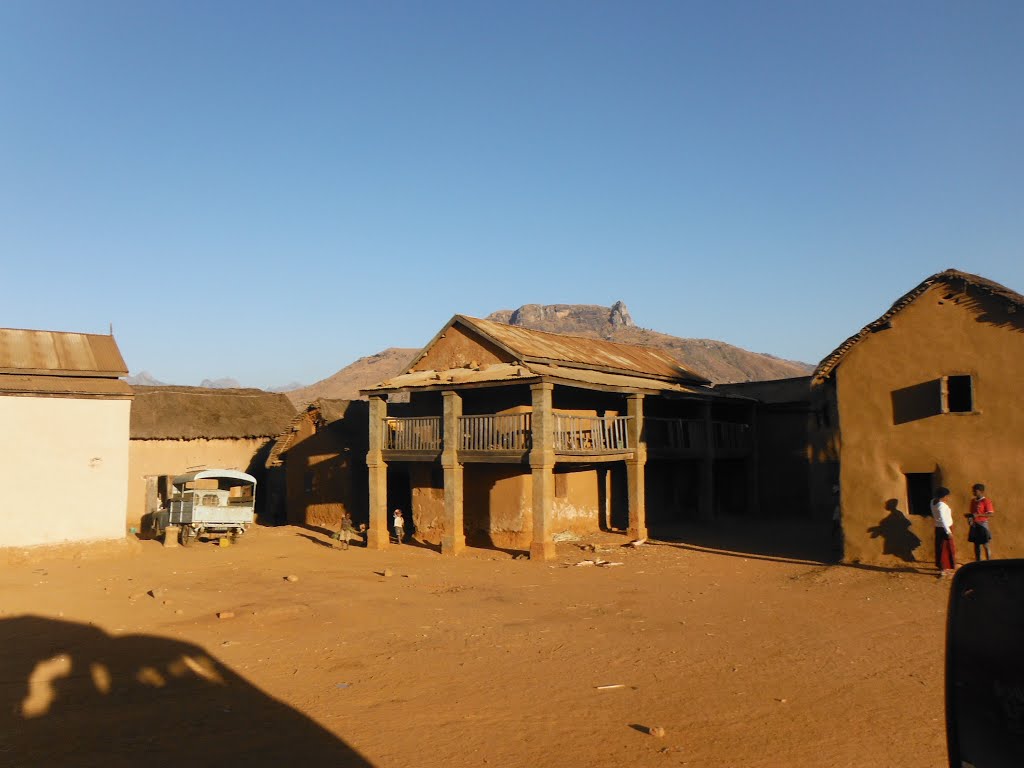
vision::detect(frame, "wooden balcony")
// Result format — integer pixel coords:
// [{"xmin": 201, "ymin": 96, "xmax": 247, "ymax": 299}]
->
[
  {"xmin": 711, "ymin": 421, "xmax": 752, "ymax": 456},
  {"xmin": 645, "ymin": 417, "xmax": 752, "ymax": 457},
  {"xmin": 645, "ymin": 417, "xmax": 706, "ymax": 456},
  {"xmin": 459, "ymin": 413, "xmax": 532, "ymax": 460},
  {"xmin": 379, "ymin": 413, "xmax": 753, "ymax": 462},
  {"xmin": 553, "ymin": 414, "xmax": 631, "ymax": 455},
  {"xmin": 383, "ymin": 416, "xmax": 442, "ymax": 459}
]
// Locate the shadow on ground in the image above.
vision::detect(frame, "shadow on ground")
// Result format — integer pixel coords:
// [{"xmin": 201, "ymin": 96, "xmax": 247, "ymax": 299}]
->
[
  {"xmin": 650, "ymin": 517, "xmax": 935, "ymax": 576},
  {"xmin": 650, "ymin": 516, "xmax": 834, "ymax": 564},
  {"xmin": 0, "ymin": 615, "xmax": 372, "ymax": 768}
]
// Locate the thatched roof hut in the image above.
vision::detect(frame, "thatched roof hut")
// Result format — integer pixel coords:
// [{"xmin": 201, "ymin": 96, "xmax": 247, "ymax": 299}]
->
[{"xmin": 130, "ymin": 386, "xmax": 296, "ymax": 441}]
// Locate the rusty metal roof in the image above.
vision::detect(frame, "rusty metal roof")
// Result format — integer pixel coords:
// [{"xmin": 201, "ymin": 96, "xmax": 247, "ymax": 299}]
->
[
  {"xmin": 453, "ymin": 316, "xmax": 710, "ymax": 384},
  {"xmin": 0, "ymin": 328, "xmax": 128, "ymax": 377}
]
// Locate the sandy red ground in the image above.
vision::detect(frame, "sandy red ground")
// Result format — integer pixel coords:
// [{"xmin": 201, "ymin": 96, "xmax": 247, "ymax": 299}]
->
[{"xmin": 0, "ymin": 525, "xmax": 950, "ymax": 767}]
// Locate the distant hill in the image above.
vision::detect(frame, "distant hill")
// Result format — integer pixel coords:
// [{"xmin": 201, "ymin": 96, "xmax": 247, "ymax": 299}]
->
[
  {"xmin": 286, "ymin": 302, "xmax": 813, "ymax": 406},
  {"xmin": 199, "ymin": 377, "xmax": 243, "ymax": 389},
  {"xmin": 126, "ymin": 371, "xmax": 166, "ymax": 386},
  {"xmin": 286, "ymin": 348, "xmax": 417, "ymax": 406}
]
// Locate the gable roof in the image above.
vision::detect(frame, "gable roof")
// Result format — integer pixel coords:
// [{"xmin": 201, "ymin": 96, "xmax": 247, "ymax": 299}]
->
[
  {"xmin": 130, "ymin": 386, "xmax": 296, "ymax": 440},
  {"xmin": 407, "ymin": 315, "xmax": 711, "ymax": 384},
  {"xmin": 0, "ymin": 327, "xmax": 128, "ymax": 377},
  {"xmin": 814, "ymin": 269, "xmax": 1024, "ymax": 382}
]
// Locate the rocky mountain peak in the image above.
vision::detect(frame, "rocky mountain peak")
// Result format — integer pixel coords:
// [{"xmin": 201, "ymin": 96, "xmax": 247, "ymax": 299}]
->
[{"xmin": 492, "ymin": 301, "xmax": 635, "ymax": 336}]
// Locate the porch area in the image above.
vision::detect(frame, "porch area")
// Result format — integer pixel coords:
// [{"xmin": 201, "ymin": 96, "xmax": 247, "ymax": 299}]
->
[{"xmin": 365, "ymin": 381, "xmax": 757, "ymax": 560}]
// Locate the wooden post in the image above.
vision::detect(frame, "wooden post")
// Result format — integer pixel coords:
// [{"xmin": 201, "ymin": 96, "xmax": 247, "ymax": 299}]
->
[
  {"xmin": 626, "ymin": 394, "xmax": 647, "ymax": 540},
  {"xmin": 529, "ymin": 382, "xmax": 556, "ymax": 561},
  {"xmin": 441, "ymin": 390, "xmax": 465, "ymax": 555},
  {"xmin": 366, "ymin": 395, "xmax": 389, "ymax": 550},
  {"xmin": 699, "ymin": 400, "xmax": 715, "ymax": 521}
]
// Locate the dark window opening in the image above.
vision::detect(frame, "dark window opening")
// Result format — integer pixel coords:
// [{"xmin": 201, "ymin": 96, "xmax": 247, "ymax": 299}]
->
[
  {"xmin": 946, "ymin": 375, "xmax": 973, "ymax": 413},
  {"xmin": 429, "ymin": 465, "xmax": 444, "ymax": 490},
  {"xmin": 905, "ymin": 473, "xmax": 934, "ymax": 517}
]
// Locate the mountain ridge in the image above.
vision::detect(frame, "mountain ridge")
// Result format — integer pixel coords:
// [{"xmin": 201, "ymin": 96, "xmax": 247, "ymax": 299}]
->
[{"xmin": 285, "ymin": 302, "xmax": 812, "ymax": 406}]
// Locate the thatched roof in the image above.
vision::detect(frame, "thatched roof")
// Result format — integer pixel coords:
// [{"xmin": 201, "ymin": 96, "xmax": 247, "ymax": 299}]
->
[
  {"xmin": 814, "ymin": 269, "xmax": 1024, "ymax": 382},
  {"xmin": 130, "ymin": 386, "xmax": 296, "ymax": 440}
]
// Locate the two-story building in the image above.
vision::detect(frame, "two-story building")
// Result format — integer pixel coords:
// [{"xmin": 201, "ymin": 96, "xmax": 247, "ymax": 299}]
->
[{"xmin": 361, "ymin": 315, "xmax": 756, "ymax": 559}]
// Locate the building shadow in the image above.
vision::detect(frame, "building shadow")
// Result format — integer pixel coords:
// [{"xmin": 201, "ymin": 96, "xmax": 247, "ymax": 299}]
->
[
  {"xmin": 649, "ymin": 515, "xmax": 834, "ymax": 563},
  {"xmin": 0, "ymin": 615, "xmax": 373, "ymax": 768},
  {"xmin": 866, "ymin": 500, "xmax": 922, "ymax": 562}
]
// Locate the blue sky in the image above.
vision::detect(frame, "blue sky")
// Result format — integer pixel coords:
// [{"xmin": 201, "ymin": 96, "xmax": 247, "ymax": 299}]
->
[{"xmin": 2, "ymin": 1, "xmax": 1022, "ymax": 387}]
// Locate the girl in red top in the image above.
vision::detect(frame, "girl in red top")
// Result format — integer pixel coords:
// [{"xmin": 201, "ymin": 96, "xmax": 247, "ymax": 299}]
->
[{"xmin": 967, "ymin": 483, "xmax": 995, "ymax": 561}]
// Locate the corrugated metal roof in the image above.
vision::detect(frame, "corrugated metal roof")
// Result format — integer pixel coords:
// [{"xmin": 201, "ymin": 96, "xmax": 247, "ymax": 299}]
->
[
  {"xmin": 457, "ymin": 316, "xmax": 710, "ymax": 384},
  {"xmin": 0, "ymin": 328, "xmax": 128, "ymax": 377}
]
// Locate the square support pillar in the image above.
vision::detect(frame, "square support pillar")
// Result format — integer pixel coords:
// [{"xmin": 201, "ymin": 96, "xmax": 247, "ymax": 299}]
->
[
  {"xmin": 366, "ymin": 395, "xmax": 390, "ymax": 550},
  {"xmin": 626, "ymin": 393, "xmax": 647, "ymax": 540},
  {"xmin": 746, "ymin": 402, "xmax": 760, "ymax": 516},
  {"xmin": 441, "ymin": 390, "xmax": 465, "ymax": 555},
  {"xmin": 698, "ymin": 400, "xmax": 715, "ymax": 521},
  {"xmin": 529, "ymin": 382, "xmax": 556, "ymax": 561}
]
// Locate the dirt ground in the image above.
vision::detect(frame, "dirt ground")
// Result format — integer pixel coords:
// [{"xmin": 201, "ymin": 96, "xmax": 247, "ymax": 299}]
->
[{"xmin": 0, "ymin": 523, "xmax": 951, "ymax": 768}]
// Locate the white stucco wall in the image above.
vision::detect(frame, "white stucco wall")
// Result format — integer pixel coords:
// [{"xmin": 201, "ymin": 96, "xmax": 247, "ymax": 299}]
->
[{"xmin": 0, "ymin": 395, "xmax": 130, "ymax": 547}]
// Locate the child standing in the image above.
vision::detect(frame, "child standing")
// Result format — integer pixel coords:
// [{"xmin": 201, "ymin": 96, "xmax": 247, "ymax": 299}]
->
[
  {"xmin": 393, "ymin": 508, "xmax": 405, "ymax": 545},
  {"xmin": 332, "ymin": 513, "xmax": 356, "ymax": 550},
  {"xmin": 967, "ymin": 483, "xmax": 995, "ymax": 561}
]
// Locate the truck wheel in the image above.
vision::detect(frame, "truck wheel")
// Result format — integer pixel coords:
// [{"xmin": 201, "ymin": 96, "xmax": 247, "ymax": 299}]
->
[{"xmin": 179, "ymin": 527, "xmax": 192, "ymax": 547}]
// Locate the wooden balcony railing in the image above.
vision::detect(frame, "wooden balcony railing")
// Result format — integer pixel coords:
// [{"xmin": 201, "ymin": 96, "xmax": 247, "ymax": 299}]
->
[
  {"xmin": 380, "ymin": 413, "xmax": 745, "ymax": 456},
  {"xmin": 646, "ymin": 418, "xmax": 751, "ymax": 454},
  {"xmin": 645, "ymin": 417, "xmax": 706, "ymax": 451},
  {"xmin": 712, "ymin": 421, "xmax": 751, "ymax": 452},
  {"xmin": 383, "ymin": 417, "xmax": 442, "ymax": 451},
  {"xmin": 553, "ymin": 414, "xmax": 631, "ymax": 452},
  {"xmin": 460, "ymin": 413, "xmax": 532, "ymax": 451}
]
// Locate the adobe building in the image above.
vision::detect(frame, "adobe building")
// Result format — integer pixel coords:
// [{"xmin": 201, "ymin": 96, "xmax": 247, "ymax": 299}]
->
[
  {"xmin": 266, "ymin": 398, "xmax": 369, "ymax": 532},
  {"xmin": 360, "ymin": 315, "xmax": 756, "ymax": 559},
  {"xmin": 0, "ymin": 327, "xmax": 132, "ymax": 547},
  {"xmin": 811, "ymin": 269, "xmax": 1024, "ymax": 565},
  {"xmin": 128, "ymin": 386, "xmax": 296, "ymax": 529}
]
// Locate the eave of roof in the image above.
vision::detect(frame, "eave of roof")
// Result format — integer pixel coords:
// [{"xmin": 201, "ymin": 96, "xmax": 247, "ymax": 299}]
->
[
  {"xmin": 0, "ymin": 374, "xmax": 133, "ymax": 398},
  {"xmin": 361, "ymin": 361, "xmax": 742, "ymax": 399},
  {"xmin": 813, "ymin": 269, "xmax": 1024, "ymax": 382}
]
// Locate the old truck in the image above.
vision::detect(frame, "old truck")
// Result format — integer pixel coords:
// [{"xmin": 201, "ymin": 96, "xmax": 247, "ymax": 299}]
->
[{"xmin": 152, "ymin": 469, "xmax": 257, "ymax": 546}]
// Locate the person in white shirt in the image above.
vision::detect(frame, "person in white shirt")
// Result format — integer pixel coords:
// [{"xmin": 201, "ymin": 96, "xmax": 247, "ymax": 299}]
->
[
  {"xmin": 931, "ymin": 487, "xmax": 956, "ymax": 576},
  {"xmin": 393, "ymin": 509, "xmax": 405, "ymax": 545}
]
